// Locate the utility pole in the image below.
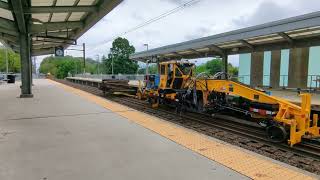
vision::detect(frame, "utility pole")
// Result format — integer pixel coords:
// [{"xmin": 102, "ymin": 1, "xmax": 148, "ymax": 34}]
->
[
  {"xmin": 96, "ymin": 54, "xmax": 100, "ymax": 75},
  {"xmin": 112, "ymin": 55, "xmax": 114, "ymax": 75},
  {"xmin": 83, "ymin": 43, "xmax": 86, "ymax": 74},
  {"xmin": 144, "ymin": 44, "xmax": 149, "ymax": 75},
  {"xmin": 5, "ymin": 47, "xmax": 8, "ymax": 75},
  {"xmin": 33, "ymin": 56, "xmax": 36, "ymax": 77}
]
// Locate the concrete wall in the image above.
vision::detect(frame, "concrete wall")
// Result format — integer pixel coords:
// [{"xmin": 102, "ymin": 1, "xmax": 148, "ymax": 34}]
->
[
  {"xmin": 238, "ymin": 47, "xmax": 316, "ymax": 89},
  {"xmin": 288, "ymin": 47, "xmax": 309, "ymax": 89},
  {"xmin": 250, "ymin": 52, "xmax": 264, "ymax": 87},
  {"xmin": 270, "ymin": 50, "xmax": 281, "ymax": 88}
]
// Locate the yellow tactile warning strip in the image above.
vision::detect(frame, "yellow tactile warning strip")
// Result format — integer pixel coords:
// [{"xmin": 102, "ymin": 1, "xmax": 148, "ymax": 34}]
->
[{"xmin": 49, "ymin": 79, "xmax": 317, "ymax": 180}]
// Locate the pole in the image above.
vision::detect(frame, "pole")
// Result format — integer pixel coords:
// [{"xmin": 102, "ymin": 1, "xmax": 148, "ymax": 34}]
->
[
  {"xmin": 83, "ymin": 43, "xmax": 86, "ymax": 74},
  {"xmin": 222, "ymin": 54, "xmax": 228, "ymax": 79},
  {"xmin": 112, "ymin": 55, "xmax": 114, "ymax": 75},
  {"xmin": 146, "ymin": 60, "xmax": 149, "ymax": 75},
  {"xmin": 144, "ymin": 44, "xmax": 149, "ymax": 75},
  {"xmin": 20, "ymin": 33, "xmax": 33, "ymax": 98},
  {"xmin": 97, "ymin": 55, "xmax": 100, "ymax": 75},
  {"xmin": 5, "ymin": 48, "xmax": 8, "ymax": 74},
  {"xmin": 33, "ymin": 56, "xmax": 36, "ymax": 77}
]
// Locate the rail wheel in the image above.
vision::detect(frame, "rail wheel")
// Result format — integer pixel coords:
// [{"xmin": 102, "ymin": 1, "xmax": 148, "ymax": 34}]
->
[
  {"xmin": 149, "ymin": 97, "xmax": 159, "ymax": 108},
  {"xmin": 137, "ymin": 92, "xmax": 142, "ymax": 100},
  {"xmin": 266, "ymin": 125, "xmax": 288, "ymax": 143}
]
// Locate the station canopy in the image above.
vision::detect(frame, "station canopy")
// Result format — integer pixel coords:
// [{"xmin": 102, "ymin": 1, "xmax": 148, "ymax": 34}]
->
[
  {"xmin": 0, "ymin": 0, "xmax": 122, "ymax": 56},
  {"xmin": 130, "ymin": 11, "xmax": 320, "ymax": 62}
]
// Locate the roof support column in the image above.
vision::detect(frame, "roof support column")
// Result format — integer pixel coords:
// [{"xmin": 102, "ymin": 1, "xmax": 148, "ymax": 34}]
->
[
  {"xmin": 19, "ymin": 32, "xmax": 33, "ymax": 98},
  {"xmin": 222, "ymin": 54, "xmax": 228, "ymax": 79}
]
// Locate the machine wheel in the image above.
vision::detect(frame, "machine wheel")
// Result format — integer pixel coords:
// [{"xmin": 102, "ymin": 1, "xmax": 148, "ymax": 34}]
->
[
  {"xmin": 149, "ymin": 97, "xmax": 159, "ymax": 108},
  {"xmin": 266, "ymin": 125, "xmax": 288, "ymax": 143}
]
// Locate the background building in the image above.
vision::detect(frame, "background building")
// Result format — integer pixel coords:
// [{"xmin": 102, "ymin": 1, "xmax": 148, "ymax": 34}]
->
[{"xmin": 238, "ymin": 46, "xmax": 320, "ymax": 89}]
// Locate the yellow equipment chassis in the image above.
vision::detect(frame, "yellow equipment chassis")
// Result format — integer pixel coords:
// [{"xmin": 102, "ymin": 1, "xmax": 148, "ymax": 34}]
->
[{"xmin": 196, "ymin": 79, "xmax": 320, "ymax": 146}]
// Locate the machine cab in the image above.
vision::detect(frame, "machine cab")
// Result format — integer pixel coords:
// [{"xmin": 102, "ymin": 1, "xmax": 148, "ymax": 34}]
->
[{"xmin": 159, "ymin": 61, "xmax": 195, "ymax": 90}]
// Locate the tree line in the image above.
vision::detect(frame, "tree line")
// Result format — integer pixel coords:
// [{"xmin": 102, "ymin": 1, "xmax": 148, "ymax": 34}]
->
[
  {"xmin": 39, "ymin": 37, "xmax": 238, "ymax": 79},
  {"xmin": 137, "ymin": 59, "xmax": 238, "ymax": 76},
  {"xmin": 0, "ymin": 48, "xmax": 21, "ymax": 73}
]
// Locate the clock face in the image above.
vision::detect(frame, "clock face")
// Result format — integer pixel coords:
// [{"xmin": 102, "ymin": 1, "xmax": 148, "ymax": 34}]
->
[
  {"xmin": 56, "ymin": 49, "xmax": 63, "ymax": 56},
  {"xmin": 55, "ymin": 47, "xmax": 64, "ymax": 57}
]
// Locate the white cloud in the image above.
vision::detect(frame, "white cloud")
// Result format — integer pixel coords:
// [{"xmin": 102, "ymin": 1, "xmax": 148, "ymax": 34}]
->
[{"xmin": 36, "ymin": 0, "xmax": 320, "ymax": 67}]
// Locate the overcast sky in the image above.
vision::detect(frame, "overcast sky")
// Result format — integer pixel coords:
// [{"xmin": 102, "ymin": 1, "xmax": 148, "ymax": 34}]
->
[{"xmin": 38, "ymin": 0, "xmax": 320, "ymax": 67}]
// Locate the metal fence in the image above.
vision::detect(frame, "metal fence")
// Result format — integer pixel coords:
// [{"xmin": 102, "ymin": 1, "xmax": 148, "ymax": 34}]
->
[
  {"xmin": 236, "ymin": 74, "xmax": 320, "ymax": 90},
  {"xmin": 74, "ymin": 74, "xmax": 146, "ymax": 81}
]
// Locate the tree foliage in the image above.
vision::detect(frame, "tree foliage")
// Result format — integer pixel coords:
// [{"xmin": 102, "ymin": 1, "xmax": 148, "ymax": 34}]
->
[
  {"xmin": 103, "ymin": 37, "xmax": 138, "ymax": 74},
  {"xmin": 196, "ymin": 58, "xmax": 238, "ymax": 76},
  {"xmin": 0, "ymin": 48, "xmax": 20, "ymax": 73},
  {"xmin": 137, "ymin": 64, "xmax": 158, "ymax": 74},
  {"xmin": 39, "ymin": 55, "xmax": 101, "ymax": 79}
]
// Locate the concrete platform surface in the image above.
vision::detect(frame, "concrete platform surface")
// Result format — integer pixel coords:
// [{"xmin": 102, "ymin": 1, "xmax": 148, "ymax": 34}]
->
[
  {"xmin": 270, "ymin": 90, "xmax": 320, "ymax": 105},
  {"xmin": 0, "ymin": 79, "xmax": 247, "ymax": 180}
]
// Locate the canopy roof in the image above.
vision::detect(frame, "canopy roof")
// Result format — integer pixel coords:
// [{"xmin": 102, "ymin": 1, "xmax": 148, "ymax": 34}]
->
[
  {"xmin": 130, "ymin": 11, "xmax": 320, "ymax": 62},
  {"xmin": 0, "ymin": 0, "xmax": 122, "ymax": 56}
]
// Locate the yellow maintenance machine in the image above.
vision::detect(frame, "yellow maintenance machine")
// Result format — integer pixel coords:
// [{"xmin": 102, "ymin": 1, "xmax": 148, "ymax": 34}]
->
[{"xmin": 140, "ymin": 60, "xmax": 319, "ymax": 146}]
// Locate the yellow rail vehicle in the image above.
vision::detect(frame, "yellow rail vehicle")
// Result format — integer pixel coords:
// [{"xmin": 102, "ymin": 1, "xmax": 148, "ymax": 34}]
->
[{"xmin": 143, "ymin": 61, "xmax": 319, "ymax": 146}]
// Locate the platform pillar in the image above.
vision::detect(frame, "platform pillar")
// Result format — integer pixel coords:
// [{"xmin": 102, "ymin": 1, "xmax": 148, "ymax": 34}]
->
[
  {"xmin": 288, "ymin": 47, "xmax": 309, "ymax": 89},
  {"xmin": 270, "ymin": 50, "xmax": 281, "ymax": 89},
  {"xmin": 250, "ymin": 52, "xmax": 264, "ymax": 87},
  {"xmin": 222, "ymin": 54, "xmax": 228, "ymax": 79},
  {"xmin": 19, "ymin": 33, "xmax": 33, "ymax": 98}
]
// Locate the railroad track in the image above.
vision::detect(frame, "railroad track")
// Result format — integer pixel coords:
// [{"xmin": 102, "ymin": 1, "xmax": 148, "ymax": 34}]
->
[{"xmin": 55, "ymin": 79, "xmax": 320, "ymax": 175}]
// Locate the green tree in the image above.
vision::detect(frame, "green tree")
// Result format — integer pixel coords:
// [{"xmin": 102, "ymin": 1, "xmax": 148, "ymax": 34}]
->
[
  {"xmin": 196, "ymin": 58, "xmax": 239, "ymax": 76},
  {"xmin": 0, "ymin": 48, "xmax": 20, "ymax": 73},
  {"xmin": 39, "ymin": 55, "xmax": 102, "ymax": 79},
  {"xmin": 56, "ymin": 60, "xmax": 75, "ymax": 79},
  {"xmin": 206, "ymin": 59, "xmax": 223, "ymax": 75},
  {"xmin": 137, "ymin": 64, "xmax": 158, "ymax": 74},
  {"xmin": 104, "ymin": 37, "xmax": 138, "ymax": 74}
]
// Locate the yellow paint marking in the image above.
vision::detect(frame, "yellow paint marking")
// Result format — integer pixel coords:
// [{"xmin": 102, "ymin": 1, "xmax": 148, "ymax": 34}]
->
[{"xmin": 49, "ymin": 79, "xmax": 317, "ymax": 180}]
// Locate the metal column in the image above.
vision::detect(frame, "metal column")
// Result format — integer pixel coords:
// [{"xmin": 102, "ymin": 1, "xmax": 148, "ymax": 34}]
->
[
  {"xmin": 222, "ymin": 54, "xmax": 228, "ymax": 79},
  {"xmin": 20, "ymin": 33, "xmax": 33, "ymax": 98}
]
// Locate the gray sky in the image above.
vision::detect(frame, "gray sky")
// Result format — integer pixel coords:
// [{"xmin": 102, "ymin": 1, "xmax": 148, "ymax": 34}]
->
[{"xmin": 38, "ymin": 0, "xmax": 320, "ymax": 66}]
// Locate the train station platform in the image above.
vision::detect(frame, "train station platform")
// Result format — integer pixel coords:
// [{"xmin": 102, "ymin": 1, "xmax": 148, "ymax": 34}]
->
[{"xmin": 0, "ymin": 79, "xmax": 318, "ymax": 180}]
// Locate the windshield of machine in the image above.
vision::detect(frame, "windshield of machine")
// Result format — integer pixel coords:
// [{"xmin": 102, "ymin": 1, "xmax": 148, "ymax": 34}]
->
[{"xmin": 177, "ymin": 63, "xmax": 194, "ymax": 75}]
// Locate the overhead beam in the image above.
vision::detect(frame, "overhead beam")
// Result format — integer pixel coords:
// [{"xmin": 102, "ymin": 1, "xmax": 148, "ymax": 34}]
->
[
  {"xmin": 226, "ymin": 36, "xmax": 320, "ymax": 55},
  {"xmin": 0, "ymin": 1, "xmax": 10, "ymax": 10},
  {"xmin": 172, "ymin": 52, "xmax": 184, "ymax": 58},
  {"xmin": 65, "ymin": 0, "xmax": 81, "ymax": 22},
  {"xmin": 32, "ymin": 47, "xmax": 55, "ymax": 56},
  {"xmin": 33, "ymin": 30, "xmax": 76, "ymax": 37},
  {"xmin": 278, "ymin": 32, "xmax": 294, "ymax": 44},
  {"xmin": 0, "ymin": 27, "xmax": 19, "ymax": 36},
  {"xmin": 0, "ymin": 33, "xmax": 18, "ymax": 43},
  {"xmin": 25, "ymin": 5, "xmax": 97, "ymax": 14},
  {"xmin": 11, "ymin": 0, "xmax": 26, "ymax": 33},
  {"xmin": 74, "ymin": 0, "xmax": 123, "ymax": 39},
  {"xmin": 208, "ymin": 45, "xmax": 225, "ymax": 56},
  {"xmin": 32, "ymin": 43, "xmax": 61, "ymax": 50},
  {"xmin": 0, "ymin": 17, "xmax": 17, "ymax": 31},
  {"xmin": 239, "ymin": 39, "xmax": 255, "ymax": 50},
  {"xmin": 48, "ymin": 0, "xmax": 57, "ymax": 23},
  {"xmin": 30, "ymin": 21, "xmax": 84, "ymax": 33},
  {"xmin": 189, "ymin": 49, "xmax": 202, "ymax": 56}
]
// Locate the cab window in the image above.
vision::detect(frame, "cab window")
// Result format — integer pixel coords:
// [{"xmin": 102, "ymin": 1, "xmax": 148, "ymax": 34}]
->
[
  {"xmin": 175, "ymin": 67, "xmax": 182, "ymax": 77},
  {"xmin": 160, "ymin": 65, "xmax": 166, "ymax": 75}
]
